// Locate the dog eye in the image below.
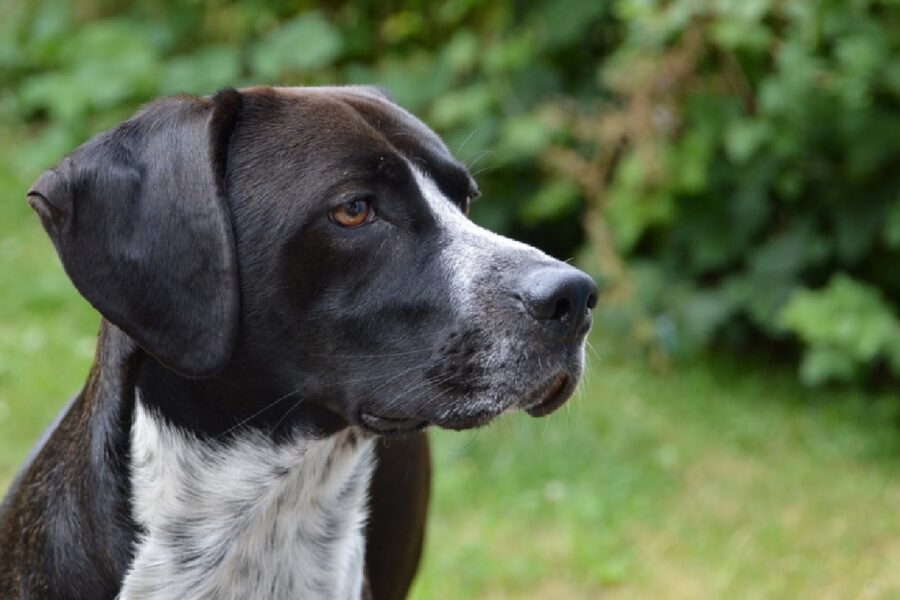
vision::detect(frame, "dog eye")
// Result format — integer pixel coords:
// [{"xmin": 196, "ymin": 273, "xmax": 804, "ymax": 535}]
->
[{"xmin": 330, "ymin": 198, "xmax": 373, "ymax": 228}]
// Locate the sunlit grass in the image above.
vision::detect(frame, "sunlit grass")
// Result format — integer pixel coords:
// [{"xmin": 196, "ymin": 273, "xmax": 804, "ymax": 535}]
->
[
  {"xmin": 411, "ymin": 355, "xmax": 900, "ymax": 599},
  {"xmin": 0, "ymin": 131, "xmax": 99, "ymax": 483}
]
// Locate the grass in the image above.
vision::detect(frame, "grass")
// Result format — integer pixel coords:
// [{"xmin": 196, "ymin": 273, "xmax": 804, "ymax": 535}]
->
[
  {"xmin": 411, "ymin": 355, "xmax": 900, "ymax": 599},
  {"xmin": 2, "ymin": 130, "xmax": 900, "ymax": 598}
]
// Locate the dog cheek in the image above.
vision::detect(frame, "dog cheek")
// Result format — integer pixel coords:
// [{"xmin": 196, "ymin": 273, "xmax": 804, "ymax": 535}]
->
[{"xmin": 423, "ymin": 328, "xmax": 493, "ymax": 402}]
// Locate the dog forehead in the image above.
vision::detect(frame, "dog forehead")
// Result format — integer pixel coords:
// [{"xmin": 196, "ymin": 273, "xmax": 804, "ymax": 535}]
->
[
  {"xmin": 241, "ymin": 86, "xmax": 447, "ymax": 157},
  {"xmin": 236, "ymin": 86, "xmax": 475, "ymax": 206}
]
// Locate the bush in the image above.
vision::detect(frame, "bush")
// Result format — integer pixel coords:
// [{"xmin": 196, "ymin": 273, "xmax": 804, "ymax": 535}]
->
[
  {"xmin": 2, "ymin": 0, "xmax": 900, "ymax": 385},
  {"xmin": 0, "ymin": 0, "xmax": 614, "ymax": 258},
  {"xmin": 551, "ymin": 0, "xmax": 900, "ymax": 384}
]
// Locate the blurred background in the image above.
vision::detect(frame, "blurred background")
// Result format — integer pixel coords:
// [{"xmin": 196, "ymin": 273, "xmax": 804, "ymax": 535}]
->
[{"xmin": 1, "ymin": 0, "xmax": 899, "ymax": 597}]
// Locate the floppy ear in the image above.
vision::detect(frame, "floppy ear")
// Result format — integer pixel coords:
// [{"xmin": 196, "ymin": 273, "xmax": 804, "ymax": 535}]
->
[{"xmin": 26, "ymin": 90, "xmax": 243, "ymax": 378}]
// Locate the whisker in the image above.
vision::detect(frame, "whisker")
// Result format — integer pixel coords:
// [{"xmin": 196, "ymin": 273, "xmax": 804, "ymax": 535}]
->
[
  {"xmin": 466, "ymin": 149, "xmax": 495, "ymax": 170},
  {"xmin": 216, "ymin": 389, "xmax": 301, "ymax": 440},
  {"xmin": 459, "ymin": 429, "xmax": 481, "ymax": 453},
  {"xmin": 359, "ymin": 368, "xmax": 427, "ymax": 401},
  {"xmin": 377, "ymin": 371, "xmax": 462, "ymax": 414},
  {"xmin": 269, "ymin": 395, "xmax": 307, "ymax": 434},
  {"xmin": 215, "ymin": 363, "xmax": 442, "ymax": 439},
  {"xmin": 456, "ymin": 127, "xmax": 479, "ymax": 156},
  {"xmin": 303, "ymin": 347, "xmax": 437, "ymax": 359},
  {"xmin": 216, "ymin": 343, "xmax": 477, "ymax": 438},
  {"xmin": 586, "ymin": 340, "xmax": 603, "ymax": 363},
  {"xmin": 405, "ymin": 373, "xmax": 467, "ymax": 412},
  {"xmin": 471, "ymin": 164, "xmax": 496, "ymax": 177}
]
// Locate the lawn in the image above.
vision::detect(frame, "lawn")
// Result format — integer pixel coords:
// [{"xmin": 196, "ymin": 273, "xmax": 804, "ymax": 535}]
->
[
  {"xmin": 1, "ymin": 132, "xmax": 899, "ymax": 598},
  {"xmin": 412, "ymin": 355, "xmax": 900, "ymax": 599}
]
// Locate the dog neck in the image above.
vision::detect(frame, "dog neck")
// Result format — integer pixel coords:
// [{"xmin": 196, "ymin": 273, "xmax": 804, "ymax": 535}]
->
[{"xmin": 119, "ymin": 397, "xmax": 374, "ymax": 600}]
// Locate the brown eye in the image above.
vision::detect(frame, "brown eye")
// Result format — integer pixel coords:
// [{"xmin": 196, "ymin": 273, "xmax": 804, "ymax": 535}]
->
[{"xmin": 330, "ymin": 198, "xmax": 372, "ymax": 228}]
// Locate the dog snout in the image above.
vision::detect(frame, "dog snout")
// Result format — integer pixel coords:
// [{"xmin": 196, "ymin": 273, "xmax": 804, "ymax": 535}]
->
[{"xmin": 519, "ymin": 266, "xmax": 598, "ymax": 336}]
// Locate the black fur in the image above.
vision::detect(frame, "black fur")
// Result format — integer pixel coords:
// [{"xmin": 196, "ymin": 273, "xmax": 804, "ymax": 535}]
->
[
  {"xmin": 26, "ymin": 94, "xmax": 241, "ymax": 378},
  {"xmin": 0, "ymin": 324, "xmax": 140, "ymax": 598}
]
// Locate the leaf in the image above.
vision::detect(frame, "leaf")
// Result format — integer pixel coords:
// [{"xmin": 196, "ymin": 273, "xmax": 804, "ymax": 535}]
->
[
  {"xmin": 251, "ymin": 12, "xmax": 342, "ymax": 80},
  {"xmin": 160, "ymin": 46, "xmax": 241, "ymax": 95},
  {"xmin": 724, "ymin": 119, "xmax": 770, "ymax": 163},
  {"xmin": 531, "ymin": 0, "xmax": 609, "ymax": 48},
  {"xmin": 520, "ymin": 179, "xmax": 580, "ymax": 225},
  {"xmin": 441, "ymin": 30, "xmax": 479, "ymax": 75},
  {"xmin": 747, "ymin": 223, "xmax": 829, "ymax": 277},
  {"xmin": 710, "ymin": 19, "xmax": 772, "ymax": 52},
  {"xmin": 606, "ymin": 188, "xmax": 676, "ymax": 253},
  {"xmin": 18, "ymin": 19, "xmax": 162, "ymax": 120},
  {"xmin": 496, "ymin": 113, "xmax": 554, "ymax": 163},
  {"xmin": 780, "ymin": 274, "xmax": 900, "ymax": 384},
  {"xmin": 429, "ymin": 84, "xmax": 494, "ymax": 129},
  {"xmin": 799, "ymin": 347, "xmax": 858, "ymax": 385},
  {"xmin": 376, "ymin": 53, "xmax": 455, "ymax": 112}
]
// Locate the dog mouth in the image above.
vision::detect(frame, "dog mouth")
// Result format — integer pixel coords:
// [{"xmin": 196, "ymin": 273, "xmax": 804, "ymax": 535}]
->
[
  {"xmin": 359, "ymin": 411, "xmax": 430, "ymax": 435},
  {"xmin": 358, "ymin": 369, "xmax": 576, "ymax": 435},
  {"xmin": 525, "ymin": 371, "xmax": 571, "ymax": 417}
]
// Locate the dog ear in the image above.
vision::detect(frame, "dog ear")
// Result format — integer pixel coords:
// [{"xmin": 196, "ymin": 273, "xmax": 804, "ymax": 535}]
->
[{"xmin": 26, "ymin": 90, "xmax": 243, "ymax": 378}]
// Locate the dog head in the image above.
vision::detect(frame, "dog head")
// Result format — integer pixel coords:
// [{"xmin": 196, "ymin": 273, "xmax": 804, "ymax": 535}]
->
[{"xmin": 27, "ymin": 86, "xmax": 597, "ymax": 435}]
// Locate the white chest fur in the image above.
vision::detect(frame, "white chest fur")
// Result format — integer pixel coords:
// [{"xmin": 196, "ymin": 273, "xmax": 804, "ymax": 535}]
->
[{"xmin": 119, "ymin": 399, "xmax": 374, "ymax": 600}]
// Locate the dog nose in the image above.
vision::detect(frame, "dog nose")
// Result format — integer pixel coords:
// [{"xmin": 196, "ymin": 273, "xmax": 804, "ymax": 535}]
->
[{"xmin": 519, "ymin": 266, "xmax": 598, "ymax": 336}]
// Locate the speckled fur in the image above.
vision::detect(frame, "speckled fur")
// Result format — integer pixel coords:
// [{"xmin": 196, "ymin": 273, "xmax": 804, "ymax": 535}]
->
[{"xmin": 119, "ymin": 398, "xmax": 373, "ymax": 600}]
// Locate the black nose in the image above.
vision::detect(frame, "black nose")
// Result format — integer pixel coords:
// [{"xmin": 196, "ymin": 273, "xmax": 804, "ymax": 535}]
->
[{"xmin": 519, "ymin": 266, "xmax": 598, "ymax": 336}]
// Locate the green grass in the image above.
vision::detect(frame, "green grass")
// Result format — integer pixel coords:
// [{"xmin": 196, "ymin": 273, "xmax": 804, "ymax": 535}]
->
[
  {"xmin": 2, "ymin": 130, "xmax": 899, "ymax": 598},
  {"xmin": 0, "ymin": 126, "xmax": 99, "ymax": 481},
  {"xmin": 411, "ymin": 356, "xmax": 900, "ymax": 599}
]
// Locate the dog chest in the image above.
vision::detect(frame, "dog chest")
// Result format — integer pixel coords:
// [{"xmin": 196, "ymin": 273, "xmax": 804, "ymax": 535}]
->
[{"xmin": 119, "ymin": 399, "xmax": 374, "ymax": 600}]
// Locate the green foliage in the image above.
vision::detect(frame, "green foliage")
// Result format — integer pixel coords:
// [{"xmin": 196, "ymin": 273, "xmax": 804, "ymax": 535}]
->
[
  {"xmin": 575, "ymin": 0, "xmax": 900, "ymax": 384},
  {"xmin": 0, "ymin": 0, "xmax": 614, "ymax": 259},
  {"xmin": 781, "ymin": 275, "xmax": 900, "ymax": 385},
  {"xmin": 250, "ymin": 12, "xmax": 342, "ymax": 80},
  {"xmin": 2, "ymin": 0, "xmax": 900, "ymax": 385}
]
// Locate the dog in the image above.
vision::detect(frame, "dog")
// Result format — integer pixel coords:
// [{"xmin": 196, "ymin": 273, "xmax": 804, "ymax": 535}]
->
[{"xmin": 0, "ymin": 86, "xmax": 597, "ymax": 599}]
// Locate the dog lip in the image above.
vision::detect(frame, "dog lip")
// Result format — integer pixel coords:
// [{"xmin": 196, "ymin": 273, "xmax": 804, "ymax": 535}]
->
[
  {"xmin": 359, "ymin": 411, "xmax": 429, "ymax": 434},
  {"xmin": 526, "ymin": 371, "xmax": 570, "ymax": 417}
]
